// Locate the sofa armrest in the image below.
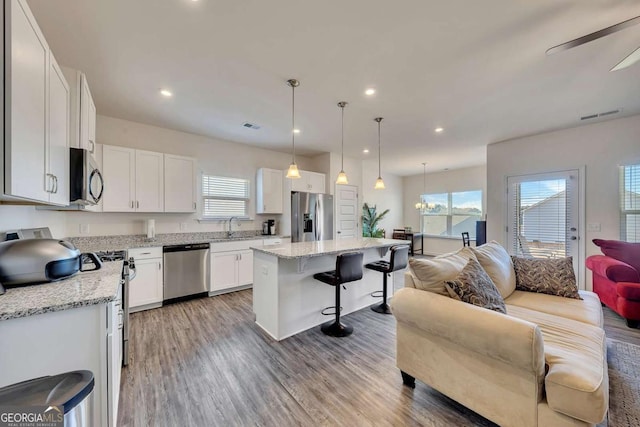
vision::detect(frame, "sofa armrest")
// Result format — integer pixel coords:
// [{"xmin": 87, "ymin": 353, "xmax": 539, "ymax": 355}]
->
[
  {"xmin": 391, "ymin": 287, "xmax": 545, "ymax": 376},
  {"xmin": 617, "ymin": 281, "xmax": 640, "ymax": 301},
  {"xmin": 586, "ymin": 255, "xmax": 640, "ymax": 283}
]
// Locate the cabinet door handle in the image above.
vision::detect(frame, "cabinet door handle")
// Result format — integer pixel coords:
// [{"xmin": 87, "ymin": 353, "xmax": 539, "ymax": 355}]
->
[
  {"xmin": 158, "ymin": 262, "xmax": 161, "ymax": 270},
  {"xmin": 130, "ymin": 201, "xmax": 134, "ymax": 209},
  {"xmin": 53, "ymin": 175, "xmax": 58, "ymax": 194},
  {"xmin": 239, "ymin": 253, "xmax": 242, "ymax": 261},
  {"xmin": 193, "ymin": 202, "xmax": 196, "ymax": 210},
  {"xmin": 136, "ymin": 201, "xmax": 140, "ymax": 209},
  {"xmin": 45, "ymin": 174, "xmax": 53, "ymax": 193},
  {"xmin": 89, "ymin": 140, "xmax": 95, "ymax": 153}
]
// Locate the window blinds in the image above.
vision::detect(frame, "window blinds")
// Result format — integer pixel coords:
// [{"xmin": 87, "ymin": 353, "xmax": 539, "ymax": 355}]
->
[
  {"xmin": 621, "ymin": 164, "xmax": 640, "ymax": 242},
  {"xmin": 508, "ymin": 177, "xmax": 572, "ymax": 258},
  {"xmin": 202, "ymin": 175, "xmax": 249, "ymax": 218}
]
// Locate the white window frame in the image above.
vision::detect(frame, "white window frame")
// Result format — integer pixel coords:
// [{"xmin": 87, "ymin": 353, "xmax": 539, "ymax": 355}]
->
[
  {"xmin": 621, "ymin": 163, "xmax": 640, "ymax": 242},
  {"xmin": 201, "ymin": 174, "xmax": 250, "ymax": 220},
  {"xmin": 419, "ymin": 190, "xmax": 483, "ymax": 238}
]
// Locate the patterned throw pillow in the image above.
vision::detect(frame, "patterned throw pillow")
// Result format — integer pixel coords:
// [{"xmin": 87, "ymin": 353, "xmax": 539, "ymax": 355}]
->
[
  {"xmin": 511, "ymin": 256, "xmax": 582, "ymax": 300},
  {"xmin": 445, "ymin": 257, "xmax": 507, "ymax": 314}
]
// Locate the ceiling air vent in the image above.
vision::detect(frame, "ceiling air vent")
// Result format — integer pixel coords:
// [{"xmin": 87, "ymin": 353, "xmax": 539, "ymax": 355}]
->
[
  {"xmin": 242, "ymin": 122, "xmax": 261, "ymax": 130},
  {"xmin": 580, "ymin": 109, "xmax": 622, "ymax": 121}
]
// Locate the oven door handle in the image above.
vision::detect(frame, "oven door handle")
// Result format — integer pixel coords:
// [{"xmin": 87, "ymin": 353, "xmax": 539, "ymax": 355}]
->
[{"xmin": 128, "ymin": 267, "xmax": 137, "ymax": 281}]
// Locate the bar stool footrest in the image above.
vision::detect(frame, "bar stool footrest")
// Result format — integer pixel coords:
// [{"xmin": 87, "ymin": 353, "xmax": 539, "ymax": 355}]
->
[
  {"xmin": 370, "ymin": 290, "xmax": 384, "ymax": 298},
  {"xmin": 321, "ymin": 306, "xmax": 343, "ymax": 316}
]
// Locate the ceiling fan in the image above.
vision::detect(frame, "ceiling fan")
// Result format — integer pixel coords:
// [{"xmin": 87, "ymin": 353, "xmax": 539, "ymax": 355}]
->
[{"xmin": 546, "ymin": 15, "xmax": 640, "ymax": 71}]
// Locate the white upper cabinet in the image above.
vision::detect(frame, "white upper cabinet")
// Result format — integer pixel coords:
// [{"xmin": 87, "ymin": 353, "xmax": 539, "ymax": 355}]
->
[
  {"xmin": 306, "ymin": 171, "xmax": 326, "ymax": 193},
  {"xmin": 135, "ymin": 150, "xmax": 164, "ymax": 212},
  {"xmin": 102, "ymin": 145, "xmax": 165, "ymax": 212},
  {"xmin": 102, "ymin": 145, "xmax": 136, "ymax": 212},
  {"xmin": 164, "ymin": 154, "xmax": 197, "ymax": 213},
  {"xmin": 256, "ymin": 168, "xmax": 283, "ymax": 214},
  {"xmin": 3, "ymin": 0, "xmax": 70, "ymax": 205},
  {"xmin": 288, "ymin": 170, "xmax": 326, "ymax": 194},
  {"xmin": 4, "ymin": 0, "xmax": 49, "ymax": 203},
  {"xmin": 62, "ymin": 67, "xmax": 97, "ymax": 157},
  {"xmin": 47, "ymin": 54, "xmax": 70, "ymax": 206}
]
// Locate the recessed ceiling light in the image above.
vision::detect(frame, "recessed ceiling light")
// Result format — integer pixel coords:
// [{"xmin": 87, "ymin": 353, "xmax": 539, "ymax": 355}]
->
[
  {"xmin": 365, "ymin": 88, "xmax": 376, "ymax": 96},
  {"xmin": 293, "ymin": 129, "xmax": 300, "ymax": 134},
  {"xmin": 363, "ymin": 149, "xmax": 370, "ymax": 153},
  {"xmin": 160, "ymin": 89, "xmax": 173, "ymax": 97},
  {"xmin": 434, "ymin": 127, "xmax": 444, "ymax": 133}
]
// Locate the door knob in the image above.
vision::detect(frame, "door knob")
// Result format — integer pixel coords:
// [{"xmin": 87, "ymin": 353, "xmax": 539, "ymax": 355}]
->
[
  {"xmin": 570, "ymin": 227, "xmax": 577, "ymax": 232},
  {"xmin": 571, "ymin": 236, "xmax": 578, "ymax": 240}
]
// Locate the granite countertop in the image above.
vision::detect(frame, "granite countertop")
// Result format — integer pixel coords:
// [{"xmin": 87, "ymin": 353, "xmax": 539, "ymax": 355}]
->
[
  {"xmin": 66, "ymin": 232, "xmax": 290, "ymax": 252},
  {"xmin": 0, "ymin": 261, "xmax": 123, "ymax": 321},
  {"xmin": 251, "ymin": 238, "xmax": 409, "ymax": 260}
]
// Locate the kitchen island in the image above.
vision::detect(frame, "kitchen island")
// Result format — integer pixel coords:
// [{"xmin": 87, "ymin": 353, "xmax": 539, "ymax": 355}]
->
[{"xmin": 251, "ymin": 238, "xmax": 409, "ymax": 341}]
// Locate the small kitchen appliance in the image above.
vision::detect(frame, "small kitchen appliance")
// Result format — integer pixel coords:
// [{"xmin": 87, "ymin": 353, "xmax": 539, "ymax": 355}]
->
[{"xmin": 0, "ymin": 239, "xmax": 101, "ymax": 287}]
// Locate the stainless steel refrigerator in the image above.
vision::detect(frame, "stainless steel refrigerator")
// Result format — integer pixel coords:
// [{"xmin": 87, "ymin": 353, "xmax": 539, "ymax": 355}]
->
[{"xmin": 291, "ymin": 192, "xmax": 334, "ymax": 242}]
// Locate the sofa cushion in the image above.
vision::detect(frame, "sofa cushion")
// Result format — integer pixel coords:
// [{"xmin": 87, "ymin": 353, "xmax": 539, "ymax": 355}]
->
[
  {"xmin": 408, "ymin": 248, "xmax": 475, "ymax": 296},
  {"xmin": 506, "ymin": 290, "xmax": 603, "ymax": 327},
  {"xmin": 507, "ymin": 306, "xmax": 608, "ymax": 424},
  {"xmin": 445, "ymin": 257, "xmax": 507, "ymax": 314},
  {"xmin": 470, "ymin": 241, "xmax": 516, "ymax": 299},
  {"xmin": 593, "ymin": 239, "xmax": 640, "ymax": 274},
  {"xmin": 512, "ymin": 256, "xmax": 582, "ymax": 300}
]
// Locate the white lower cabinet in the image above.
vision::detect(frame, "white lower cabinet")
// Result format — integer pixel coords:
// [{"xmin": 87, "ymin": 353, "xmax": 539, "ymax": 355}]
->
[
  {"xmin": 210, "ymin": 240, "xmax": 261, "ymax": 294},
  {"xmin": 0, "ymin": 302, "xmax": 120, "ymax": 427},
  {"xmin": 128, "ymin": 247, "xmax": 163, "ymax": 311}
]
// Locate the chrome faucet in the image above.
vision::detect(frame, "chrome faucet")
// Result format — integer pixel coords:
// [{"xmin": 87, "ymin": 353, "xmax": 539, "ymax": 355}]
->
[{"xmin": 227, "ymin": 216, "xmax": 239, "ymax": 238}]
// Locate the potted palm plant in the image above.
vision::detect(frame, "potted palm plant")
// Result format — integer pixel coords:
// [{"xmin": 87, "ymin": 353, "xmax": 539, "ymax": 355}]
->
[{"xmin": 362, "ymin": 203, "xmax": 389, "ymax": 238}]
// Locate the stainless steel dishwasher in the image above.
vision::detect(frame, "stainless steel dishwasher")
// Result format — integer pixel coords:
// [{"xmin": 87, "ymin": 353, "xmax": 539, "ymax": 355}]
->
[{"xmin": 163, "ymin": 243, "xmax": 210, "ymax": 302}]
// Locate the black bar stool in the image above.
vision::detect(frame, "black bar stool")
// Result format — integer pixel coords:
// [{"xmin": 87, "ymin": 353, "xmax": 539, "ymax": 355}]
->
[
  {"xmin": 365, "ymin": 245, "xmax": 409, "ymax": 314},
  {"xmin": 313, "ymin": 252, "xmax": 364, "ymax": 337}
]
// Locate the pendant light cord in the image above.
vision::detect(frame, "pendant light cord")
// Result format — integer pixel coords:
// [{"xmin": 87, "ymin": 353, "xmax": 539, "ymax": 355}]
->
[
  {"xmin": 377, "ymin": 120, "xmax": 382, "ymax": 177},
  {"xmin": 341, "ymin": 105, "xmax": 345, "ymax": 170},
  {"xmin": 291, "ymin": 84, "xmax": 296, "ymax": 162}
]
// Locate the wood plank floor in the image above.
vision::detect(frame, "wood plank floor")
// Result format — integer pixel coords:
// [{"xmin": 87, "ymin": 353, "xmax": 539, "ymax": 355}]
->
[{"xmin": 118, "ymin": 289, "xmax": 640, "ymax": 427}]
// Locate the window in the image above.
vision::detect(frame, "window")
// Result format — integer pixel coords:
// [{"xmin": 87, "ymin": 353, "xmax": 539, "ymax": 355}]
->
[
  {"xmin": 420, "ymin": 190, "xmax": 482, "ymax": 237},
  {"xmin": 621, "ymin": 164, "xmax": 640, "ymax": 242},
  {"xmin": 202, "ymin": 175, "xmax": 249, "ymax": 218}
]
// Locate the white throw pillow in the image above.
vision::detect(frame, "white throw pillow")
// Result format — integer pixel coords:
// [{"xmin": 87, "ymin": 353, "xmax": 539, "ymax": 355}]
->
[
  {"xmin": 470, "ymin": 241, "xmax": 516, "ymax": 299},
  {"xmin": 408, "ymin": 247, "xmax": 476, "ymax": 296}
]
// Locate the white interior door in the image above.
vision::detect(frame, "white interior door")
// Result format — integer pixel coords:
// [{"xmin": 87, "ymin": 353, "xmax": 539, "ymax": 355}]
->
[
  {"xmin": 335, "ymin": 184, "xmax": 358, "ymax": 239},
  {"xmin": 507, "ymin": 170, "xmax": 584, "ymax": 284}
]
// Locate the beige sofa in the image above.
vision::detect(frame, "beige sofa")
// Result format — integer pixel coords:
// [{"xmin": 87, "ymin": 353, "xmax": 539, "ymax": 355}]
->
[{"xmin": 391, "ymin": 247, "xmax": 608, "ymax": 427}]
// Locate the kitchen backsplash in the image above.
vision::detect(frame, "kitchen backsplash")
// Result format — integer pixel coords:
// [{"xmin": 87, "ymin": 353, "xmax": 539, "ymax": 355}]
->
[{"xmin": 66, "ymin": 230, "xmax": 272, "ymax": 252}]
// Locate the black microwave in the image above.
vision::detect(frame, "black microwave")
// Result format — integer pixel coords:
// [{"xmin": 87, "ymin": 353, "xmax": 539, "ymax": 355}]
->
[{"xmin": 69, "ymin": 148, "xmax": 104, "ymax": 205}]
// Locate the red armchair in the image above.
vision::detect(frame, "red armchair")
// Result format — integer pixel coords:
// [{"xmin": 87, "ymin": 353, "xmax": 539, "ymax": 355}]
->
[{"xmin": 586, "ymin": 252, "xmax": 640, "ymax": 328}]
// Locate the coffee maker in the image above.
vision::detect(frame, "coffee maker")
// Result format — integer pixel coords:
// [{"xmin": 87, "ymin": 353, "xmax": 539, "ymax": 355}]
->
[{"xmin": 262, "ymin": 220, "xmax": 276, "ymax": 235}]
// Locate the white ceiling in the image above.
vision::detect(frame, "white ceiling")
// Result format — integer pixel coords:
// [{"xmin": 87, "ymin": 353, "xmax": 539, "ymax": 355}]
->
[{"xmin": 28, "ymin": 0, "xmax": 640, "ymax": 176}]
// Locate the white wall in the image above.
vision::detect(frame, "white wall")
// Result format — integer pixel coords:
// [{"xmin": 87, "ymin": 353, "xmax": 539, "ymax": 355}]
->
[
  {"xmin": 402, "ymin": 165, "xmax": 487, "ymax": 255},
  {"xmin": 361, "ymin": 159, "xmax": 403, "ymax": 236},
  {"xmin": 65, "ymin": 115, "xmax": 318, "ymax": 236},
  {"xmin": 487, "ymin": 114, "xmax": 640, "ymax": 288},
  {"xmin": 0, "ymin": 205, "xmax": 67, "ymax": 238}
]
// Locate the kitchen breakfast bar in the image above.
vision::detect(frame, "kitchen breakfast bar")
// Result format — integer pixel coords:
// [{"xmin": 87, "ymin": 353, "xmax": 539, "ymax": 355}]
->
[{"xmin": 251, "ymin": 238, "xmax": 409, "ymax": 341}]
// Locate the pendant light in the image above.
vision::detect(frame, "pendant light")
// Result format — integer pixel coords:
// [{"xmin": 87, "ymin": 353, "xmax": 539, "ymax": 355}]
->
[
  {"xmin": 336, "ymin": 101, "xmax": 349, "ymax": 185},
  {"xmin": 374, "ymin": 117, "xmax": 385, "ymax": 190},
  {"xmin": 415, "ymin": 162, "xmax": 427, "ymax": 211},
  {"xmin": 286, "ymin": 79, "xmax": 301, "ymax": 179}
]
